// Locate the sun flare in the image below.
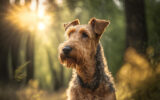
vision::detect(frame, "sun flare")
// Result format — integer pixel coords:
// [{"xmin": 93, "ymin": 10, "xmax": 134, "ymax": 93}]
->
[
  {"xmin": 6, "ymin": 0, "xmax": 52, "ymax": 46},
  {"xmin": 7, "ymin": 0, "xmax": 51, "ymax": 32},
  {"xmin": 38, "ymin": 22, "xmax": 45, "ymax": 30}
]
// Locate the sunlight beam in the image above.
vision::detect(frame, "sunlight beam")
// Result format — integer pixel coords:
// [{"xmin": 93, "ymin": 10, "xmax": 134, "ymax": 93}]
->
[
  {"xmin": 38, "ymin": 22, "xmax": 45, "ymax": 30},
  {"xmin": 30, "ymin": 0, "xmax": 37, "ymax": 11}
]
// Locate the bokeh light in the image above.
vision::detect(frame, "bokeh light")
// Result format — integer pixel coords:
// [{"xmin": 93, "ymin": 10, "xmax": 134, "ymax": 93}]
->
[{"xmin": 38, "ymin": 22, "xmax": 45, "ymax": 30}]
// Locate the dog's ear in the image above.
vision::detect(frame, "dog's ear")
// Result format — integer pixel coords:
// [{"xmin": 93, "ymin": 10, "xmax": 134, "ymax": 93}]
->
[
  {"xmin": 88, "ymin": 17, "xmax": 110, "ymax": 37},
  {"xmin": 64, "ymin": 19, "xmax": 80, "ymax": 31}
]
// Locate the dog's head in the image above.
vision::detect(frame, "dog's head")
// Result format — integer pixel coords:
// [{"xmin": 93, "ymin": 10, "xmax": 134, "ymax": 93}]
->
[{"xmin": 58, "ymin": 18, "xmax": 110, "ymax": 68}]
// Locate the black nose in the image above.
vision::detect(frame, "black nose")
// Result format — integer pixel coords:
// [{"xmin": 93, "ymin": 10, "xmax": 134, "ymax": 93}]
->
[{"xmin": 63, "ymin": 46, "xmax": 72, "ymax": 55}]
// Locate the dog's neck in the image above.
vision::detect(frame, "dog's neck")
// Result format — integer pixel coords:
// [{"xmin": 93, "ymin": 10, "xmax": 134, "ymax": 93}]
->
[{"xmin": 76, "ymin": 44, "xmax": 106, "ymax": 91}]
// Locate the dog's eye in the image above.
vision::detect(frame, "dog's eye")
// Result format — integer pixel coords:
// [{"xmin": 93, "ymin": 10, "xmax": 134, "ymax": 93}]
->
[{"xmin": 82, "ymin": 32, "xmax": 88, "ymax": 38}]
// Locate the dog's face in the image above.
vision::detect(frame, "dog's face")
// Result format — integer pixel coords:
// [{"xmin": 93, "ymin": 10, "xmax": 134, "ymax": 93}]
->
[{"xmin": 58, "ymin": 18, "xmax": 109, "ymax": 68}]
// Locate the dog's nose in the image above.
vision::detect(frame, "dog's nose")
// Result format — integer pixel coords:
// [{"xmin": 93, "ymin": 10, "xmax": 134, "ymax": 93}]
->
[{"xmin": 63, "ymin": 46, "xmax": 72, "ymax": 55}]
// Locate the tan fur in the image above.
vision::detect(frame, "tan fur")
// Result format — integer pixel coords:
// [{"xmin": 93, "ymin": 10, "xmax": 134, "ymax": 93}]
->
[{"xmin": 58, "ymin": 18, "xmax": 116, "ymax": 100}]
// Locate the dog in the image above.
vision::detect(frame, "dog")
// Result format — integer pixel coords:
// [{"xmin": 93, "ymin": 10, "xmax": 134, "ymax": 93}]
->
[{"xmin": 58, "ymin": 18, "xmax": 116, "ymax": 100}]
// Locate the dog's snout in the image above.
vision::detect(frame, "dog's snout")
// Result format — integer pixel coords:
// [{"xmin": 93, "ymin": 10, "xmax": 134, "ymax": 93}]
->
[{"xmin": 63, "ymin": 46, "xmax": 72, "ymax": 55}]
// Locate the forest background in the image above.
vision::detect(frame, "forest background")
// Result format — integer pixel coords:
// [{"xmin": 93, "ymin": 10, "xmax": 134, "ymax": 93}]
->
[{"xmin": 0, "ymin": 0, "xmax": 160, "ymax": 100}]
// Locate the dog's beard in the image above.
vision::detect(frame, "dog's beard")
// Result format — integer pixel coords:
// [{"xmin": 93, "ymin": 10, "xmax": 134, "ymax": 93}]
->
[
  {"xmin": 59, "ymin": 54, "xmax": 82, "ymax": 68},
  {"xmin": 63, "ymin": 58, "xmax": 77, "ymax": 68}
]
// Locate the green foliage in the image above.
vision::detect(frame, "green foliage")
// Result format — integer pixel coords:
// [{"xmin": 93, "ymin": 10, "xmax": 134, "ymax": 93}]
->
[{"xmin": 15, "ymin": 61, "xmax": 30, "ymax": 82}]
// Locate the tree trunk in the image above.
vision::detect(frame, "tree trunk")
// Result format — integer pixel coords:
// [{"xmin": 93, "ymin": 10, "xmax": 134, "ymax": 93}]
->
[
  {"xmin": 47, "ymin": 50, "xmax": 61, "ymax": 91},
  {"xmin": 0, "ymin": 0, "xmax": 10, "ymax": 83},
  {"xmin": 26, "ymin": 33, "xmax": 34, "ymax": 83},
  {"xmin": 124, "ymin": 0, "xmax": 148, "ymax": 54}
]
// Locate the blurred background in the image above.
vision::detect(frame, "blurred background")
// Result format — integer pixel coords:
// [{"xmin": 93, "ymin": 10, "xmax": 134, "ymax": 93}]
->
[{"xmin": 0, "ymin": 0, "xmax": 160, "ymax": 100}]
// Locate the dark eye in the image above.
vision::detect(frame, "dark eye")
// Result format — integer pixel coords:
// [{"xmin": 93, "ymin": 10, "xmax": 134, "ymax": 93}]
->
[{"xmin": 82, "ymin": 32, "xmax": 88, "ymax": 38}]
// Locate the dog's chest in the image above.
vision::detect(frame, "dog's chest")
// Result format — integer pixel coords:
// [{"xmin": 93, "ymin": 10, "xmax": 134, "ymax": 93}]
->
[
  {"xmin": 71, "ymin": 84, "xmax": 111, "ymax": 100},
  {"xmin": 81, "ymin": 93, "xmax": 105, "ymax": 100}
]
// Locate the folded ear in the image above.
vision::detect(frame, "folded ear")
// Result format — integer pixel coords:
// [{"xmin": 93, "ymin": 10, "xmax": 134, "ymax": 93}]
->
[
  {"xmin": 88, "ymin": 17, "xmax": 110, "ymax": 37},
  {"xmin": 64, "ymin": 19, "xmax": 80, "ymax": 31}
]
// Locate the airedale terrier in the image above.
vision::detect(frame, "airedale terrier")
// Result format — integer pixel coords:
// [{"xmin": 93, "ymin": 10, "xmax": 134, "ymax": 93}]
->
[{"xmin": 58, "ymin": 18, "xmax": 116, "ymax": 100}]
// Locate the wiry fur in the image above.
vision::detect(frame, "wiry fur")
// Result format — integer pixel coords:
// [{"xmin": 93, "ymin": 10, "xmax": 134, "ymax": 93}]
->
[{"xmin": 58, "ymin": 18, "xmax": 116, "ymax": 100}]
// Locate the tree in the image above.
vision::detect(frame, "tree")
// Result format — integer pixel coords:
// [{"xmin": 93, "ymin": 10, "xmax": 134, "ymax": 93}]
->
[
  {"xmin": 26, "ymin": 33, "xmax": 35, "ymax": 83},
  {"xmin": 124, "ymin": 0, "xmax": 148, "ymax": 54},
  {"xmin": 0, "ymin": 0, "xmax": 10, "ymax": 83}
]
